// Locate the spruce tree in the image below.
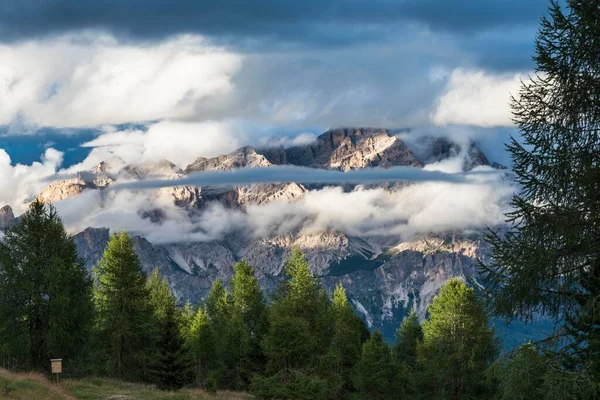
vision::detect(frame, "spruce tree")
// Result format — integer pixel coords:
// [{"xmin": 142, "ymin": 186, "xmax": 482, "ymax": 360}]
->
[
  {"xmin": 93, "ymin": 230, "xmax": 156, "ymax": 380},
  {"xmin": 230, "ymin": 261, "xmax": 268, "ymax": 385},
  {"xmin": 204, "ymin": 278, "xmax": 237, "ymax": 388},
  {"xmin": 154, "ymin": 304, "xmax": 190, "ymax": 389},
  {"xmin": 480, "ymin": 0, "xmax": 600, "ymax": 377},
  {"xmin": 417, "ymin": 279, "xmax": 498, "ymax": 399},
  {"xmin": 352, "ymin": 331, "xmax": 397, "ymax": 400},
  {"xmin": 0, "ymin": 199, "xmax": 93, "ymax": 371},
  {"xmin": 147, "ymin": 269, "xmax": 191, "ymax": 389},
  {"xmin": 326, "ymin": 284, "xmax": 365, "ymax": 399},
  {"xmin": 394, "ymin": 310, "xmax": 423, "ymax": 367},
  {"xmin": 251, "ymin": 249, "xmax": 331, "ymax": 399},
  {"xmin": 185, "ymin": 307, "xmax": 216, "ymax": 388}
]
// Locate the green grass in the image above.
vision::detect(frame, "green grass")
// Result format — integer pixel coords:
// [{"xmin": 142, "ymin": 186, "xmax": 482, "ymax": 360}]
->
[
  {"xmin": 63, "ymin": 378, "xmax": 252, "ymax": 400},
  {"xmin": 0, "ymin": 370, "xmax": 251, "ymax": 400},
  {"xmin": 0, "ymin": 369, "xmax": 73, "ymax": 400}
]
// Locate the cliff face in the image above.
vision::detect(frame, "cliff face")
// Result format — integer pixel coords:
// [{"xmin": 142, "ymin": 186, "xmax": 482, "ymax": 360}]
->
[
  {"xmin": 33, "ymin": 127, "xmax": 510, "ymax": 341},
  {"xmin": 284, "ymin": 128, "xmax": 422, "ymax": 170},
  {"xmin": 0, "ymin": 205, "xmax": 15, "ymax": 230}
]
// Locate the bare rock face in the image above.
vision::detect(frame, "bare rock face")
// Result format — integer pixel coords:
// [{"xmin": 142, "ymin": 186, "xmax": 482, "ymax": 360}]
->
[
  {"xmin": 285, "ymin": 128, "xmax": 422, "ymax": 171},
  {"xmin": 0, "ymin": 205, "xmax": 15, "ymax": 230},
  {"xmin": 185, "ymin": 146, "xmax": 271, "ymax": 173},
  {"xmin": 38, "ymin": 161, "xmax": 115, "ymax": 203}
]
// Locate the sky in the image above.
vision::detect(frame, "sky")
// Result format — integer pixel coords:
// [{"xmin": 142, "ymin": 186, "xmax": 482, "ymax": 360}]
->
[{"xmin": 0, "ymin": 0, "xmax": 551, "ymax": 240}]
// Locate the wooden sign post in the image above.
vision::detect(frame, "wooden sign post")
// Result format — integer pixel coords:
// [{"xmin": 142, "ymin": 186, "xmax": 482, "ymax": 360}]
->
[{"xmin": 50, "ymin": 359, "xmax": 62, "ymax": 383}]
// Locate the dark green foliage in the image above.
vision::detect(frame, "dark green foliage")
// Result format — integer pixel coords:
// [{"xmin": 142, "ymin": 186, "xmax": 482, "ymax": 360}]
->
[
  {"xmin": 494, "ymin": 344, "xmax": 600, "ymax": 400},
  {"xmin": 394, "ymin": 310, "xmax": 422, "ymax": 367},
  {"xmin": 184, "ymin": 307, "xmax": 216, "ymax": 388},
  {"xmin": 0, "ymin": 199, "xmax": 93, "ymax": 371},
  {"xmin": 147, "ymin": 269, "xmax": 191, "ymax": 389},
  {"xmin": 480, "ymin": 0, "xmax": 600, "ymax": 379},
  {"xmin": 417, "ymin": 279, "xmax": 499, "ymax": 399},
  {"xmin": 326, "ymin": 284, "xmax": 366, "ymax": 399},
  {"xmin": 93, "ymin": 231, "xmax": 156, "ymax": 380},
  {"xmin": 251, "ymin": 248, "xmax": 332, "ymax": 398},
  {"xmin": 352, "ymin": 331, "xmax": 397, "ymax": 400},
  {"xmin": 153, "ymin": 304, "xmax": 191, "ymax": 389},
  {"xmin": 230, "ymin": 261, "xmax": 268, "ymax": 386}
]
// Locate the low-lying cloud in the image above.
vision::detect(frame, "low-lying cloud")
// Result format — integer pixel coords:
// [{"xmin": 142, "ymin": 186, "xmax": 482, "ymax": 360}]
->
[
  {"xmin": 112, "ymin": 164, "xmax": 478, "ymax": 191},
  {"xmin": 54, "ymin": 169, "xmax": 513, "ymax": 245}
]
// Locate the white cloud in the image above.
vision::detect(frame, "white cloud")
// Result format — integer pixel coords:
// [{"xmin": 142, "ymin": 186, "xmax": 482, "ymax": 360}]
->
[
  {"xmin": 0, "ymin": 148, "xmax": 64, "ymax": 213},
  {"xmin": 0, "ymin": 34, "xmax": 242, "ymax": 128},
  {"xmin": 72, "ymin": 120, "xmax": 245, "ymax": 169},
  {"xmin": 431, "ymin": 68, "xmax": 525, "ymax": 127},
  {"xmin": 51, "ymin": 167, "xmax": 513, "ymax": 244}
]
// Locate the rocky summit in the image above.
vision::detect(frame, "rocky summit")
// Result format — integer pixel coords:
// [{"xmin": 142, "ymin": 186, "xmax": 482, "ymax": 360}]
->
[{"xmin": 23, "ymin": 128, "xmax": 516, "ymax": 342}]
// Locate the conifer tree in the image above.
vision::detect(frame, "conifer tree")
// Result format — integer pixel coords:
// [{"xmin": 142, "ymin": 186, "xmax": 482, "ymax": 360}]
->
[
  {"xmin": 352, "ymin": 331, "xmax": 397, "ymax": 400},
  {"xmin": 481, "ymin": 0, "xmax": 600, "ymax": 377},
  {"xmin": 418, "ymin": 279, "xmax": 498, "ymax": 399},
  {"xmin": 251, "ymin": 249, "xmax": 331, "ymax": 398},
  {"xmin": 326, "ymin": 284, "xmax": 365, "ymax": 399},
  {"xmin": 394, "ymin": 310, "xmax": 423, "ymax": 367},
  {"xmin": 153, "ymin": 304, "xmax": 190, "ymax": 389},
  {"xmin": 93, "ymin": 230, "xmax": 156, "ymax": 380},
  {"xmin": 0, "ymin": 199, "xmax": 93, "ymax": 371},
  {"xmin": 230, "ymin": 261, "xmax": 268, "ymax": 384},
  {"xmin": 185, "ymin": 307, "xmax": 216, "ymax": 388},
  {"xmin": 147, "ymin": 269, "xmax": 191, "ymax": 389}
]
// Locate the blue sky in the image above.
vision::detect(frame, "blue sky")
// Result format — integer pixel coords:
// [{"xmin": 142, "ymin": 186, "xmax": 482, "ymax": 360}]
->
[{"xmin": 0, "ymin": 1, "xmax": 550, "ymax": 168}]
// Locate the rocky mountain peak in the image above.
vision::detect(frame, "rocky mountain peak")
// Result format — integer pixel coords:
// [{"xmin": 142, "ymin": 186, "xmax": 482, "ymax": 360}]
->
[
  {"xmin": 285, "ymin": 128, "xmax": 422, "ymax": 171},
  {"xmin": 124, "ymin": 159, "xmax": 183, "ymax": 180},
  {"xmin": 0, "ymin": 205, "xmax": 15, "ymax": 230},
  {"xmin": 185, "ymin": 146, "xmax": 271, "ymax": 173}
]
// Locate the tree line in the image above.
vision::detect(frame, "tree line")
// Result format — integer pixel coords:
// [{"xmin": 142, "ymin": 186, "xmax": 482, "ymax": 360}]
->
[{"xmin": 1, "ymin": 199, "xmax": 593, "ymax": 399}]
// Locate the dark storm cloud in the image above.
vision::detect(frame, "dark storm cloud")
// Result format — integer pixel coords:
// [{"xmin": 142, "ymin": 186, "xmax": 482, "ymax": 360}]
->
[{"xmin": 0, "ymin": 0, "xmax": 548, "ymax": 47}]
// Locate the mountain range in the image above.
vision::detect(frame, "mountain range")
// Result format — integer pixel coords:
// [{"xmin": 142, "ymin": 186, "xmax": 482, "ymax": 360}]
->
[{"xmin": 1, "ymin": 128, "xmax": 542, "ymax": 344}]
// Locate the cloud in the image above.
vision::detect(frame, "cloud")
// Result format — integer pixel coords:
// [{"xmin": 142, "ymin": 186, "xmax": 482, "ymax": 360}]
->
[
  {"xmin": 0, "ymin": 1, "xmax": 546, "ymax": 46},
  {"xmin": 0, "ymin": 148, "xmax": 64, "ymax": 213},
  {"xmin": 112, "ymin": 165, "xmax": 476, "ymax": 191},
  {"xmin": 52, "ymin": 166, "xmax": 513, "ymax": 244},
  {"xmin": 73, "ymin": 120, "xmax": 245, "ymax": 169},
  {"xmin": 246, "ymin": 176, "xmax": 514, "ymax": 239},
  {"xmin": 431, "ymin": 68, "xmax": 525, "ymax": 127},
  {"xmin": 0, "ymin": 34, "xmax": 242, "ymax": 128}
]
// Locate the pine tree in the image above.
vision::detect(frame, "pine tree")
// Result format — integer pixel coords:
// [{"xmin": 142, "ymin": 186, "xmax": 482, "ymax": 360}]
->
[
  {"xmin": 480, "ymin": 0, "xmax": 600, "ymax": 376},
  {"xmin": 93, "ymin": 230, "xmax": 156, "ymax": 380},
  {"xmin": 352, "ymin": 331, "xmax": 397, "ymax": 400},
  {"xmin": 204, "ymin": 278, "xmax": 236, "ymax": 388},
  {"xmin": 154, "ymin": 304, "xmax": 191, "ymax": 389},
  {"xmin": 230, "ymin": 261, "xmax": 268, "ymax": 385},
  {"xmin": 0, "ymin": 199, "xmax": 93, "ymax": 371},
  {"xmin": 394, "ymin": 310, "xmax": 423, "ymax": 367},
  {"xmin": 326, "ymin": 284, "xmax": 365, "ymax": 399},
  {"xmin": 417, "ymin": 279, "xmax": 499, "ymax": 399},
  {"xmin": 185, "ymin": 307, "xmax": 216, "ymax": 388},
  {"xmin": 251, "ymin": 249, "xmax": 332, "ymax": 399},
  {"xmin": 147, "ymin": 269, "xmax": 191, "ymax": 389}
]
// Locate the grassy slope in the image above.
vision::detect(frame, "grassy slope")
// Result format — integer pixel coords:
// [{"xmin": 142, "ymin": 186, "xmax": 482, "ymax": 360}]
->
[
  {"xmin": 0, "ymin": 369, "xmax": 75, "ymax": 400},
  {"xmin": 0, "ymin": 370, "xmax": 251, "ymax": 400}
]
